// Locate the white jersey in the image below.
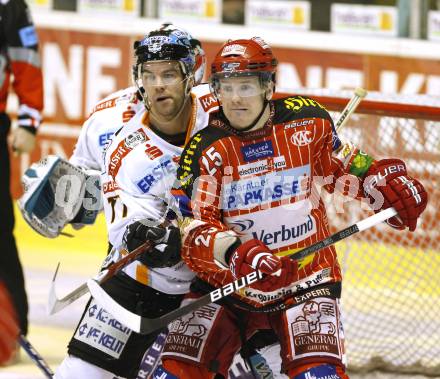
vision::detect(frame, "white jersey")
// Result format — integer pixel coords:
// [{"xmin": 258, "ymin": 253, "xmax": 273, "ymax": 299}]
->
[
  {"xmin": 102, "ymin": 83, "xmax": 218, "ymax": 294},
  {"xmin": 69, "ymin": 87, "xmax": 144, "ymax": 171}
]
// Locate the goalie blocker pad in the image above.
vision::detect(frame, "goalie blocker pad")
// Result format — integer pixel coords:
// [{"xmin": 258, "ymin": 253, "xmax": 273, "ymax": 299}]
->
[{"xmin": 18, "ymin": 155, "xmax": 100, "ymax": 238}]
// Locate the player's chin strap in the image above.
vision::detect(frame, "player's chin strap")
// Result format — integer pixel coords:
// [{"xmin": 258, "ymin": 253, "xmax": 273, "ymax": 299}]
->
[{"xmin": 87, "ymin": 207, "xmax": 397, "ymax": 335}]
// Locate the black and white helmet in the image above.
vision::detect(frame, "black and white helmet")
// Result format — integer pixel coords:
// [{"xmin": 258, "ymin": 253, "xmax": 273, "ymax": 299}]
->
[
  {"xmin": 158, "ymin": 23, "xmax": 206, "ymax": 85},
  {"xmin": 133, "ymin": 24, "xmax": 206, "ymax": 108}
]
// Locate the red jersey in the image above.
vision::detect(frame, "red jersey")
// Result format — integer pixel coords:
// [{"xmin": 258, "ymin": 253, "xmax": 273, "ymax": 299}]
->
[
  {"xmin": 0, "ymin": 0, "xmax": 43, "ymax": 129},
  {"xmin": 173, "ymin": 95, "xmax": 374, "ymax": 309}
]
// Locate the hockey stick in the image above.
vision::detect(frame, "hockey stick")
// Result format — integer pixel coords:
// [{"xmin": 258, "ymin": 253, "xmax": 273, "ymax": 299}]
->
[
  {"xmin": 87, "ymin": 207, "xmax": 397, "ymax": 335},
  {"xmin": 335, "ymin": 87, "xmax": 367, "ymax": 131},
  {"xmin": 19, "ymin": 334, "xmax": 54, "ymax": 378},
  {"xmin": 47, "ymin": 241, "xmax": 152, "ymax": 315}
]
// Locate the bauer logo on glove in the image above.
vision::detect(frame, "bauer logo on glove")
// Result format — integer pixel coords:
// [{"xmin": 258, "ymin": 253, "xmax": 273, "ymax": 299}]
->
[{"xmin": 364, "ymin": 158, "xmax": 428, "ymax": 232}]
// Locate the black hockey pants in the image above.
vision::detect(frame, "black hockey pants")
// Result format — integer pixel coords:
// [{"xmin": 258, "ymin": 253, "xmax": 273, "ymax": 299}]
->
[{"xmin": 0, "ymin": 112, "xmax": 28, "ymax": 335}]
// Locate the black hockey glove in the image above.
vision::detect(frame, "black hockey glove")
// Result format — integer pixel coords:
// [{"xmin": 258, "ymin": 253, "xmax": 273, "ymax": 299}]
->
[{"xmin": 124, "ymin": 220, "xmax": 181, "ymax": 268}]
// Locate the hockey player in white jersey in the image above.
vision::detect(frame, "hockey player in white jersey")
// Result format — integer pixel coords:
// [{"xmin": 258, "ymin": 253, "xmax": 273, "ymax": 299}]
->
[
  {"xmin": 53, "ymin": 26, "xmax": 218, "ymax": 379},
  {"xmin": 17, "ymin": 86, "xmax": 142, "ymax": 238},
  {"xmin": 18, "ymin": 22, "xmax": 206, "ymax": 238}
]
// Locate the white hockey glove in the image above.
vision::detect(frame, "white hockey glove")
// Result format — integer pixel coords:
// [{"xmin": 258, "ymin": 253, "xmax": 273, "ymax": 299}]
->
[{"xmin": 18, "ymin": 156, "xmax": 100, "ymax": 238}]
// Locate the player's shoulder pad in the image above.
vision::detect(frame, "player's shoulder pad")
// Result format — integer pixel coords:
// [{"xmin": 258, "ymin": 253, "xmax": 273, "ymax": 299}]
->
[
  {"xmin": 87, "ymin": 86, "xmax": 138, "ymax": 118},
  {"xmin": 182, "ymin": 119, "xmax": 230, "ymax": 165},
  {"xmin": 192, "ymin": 83, "xmax": 219, "ymax": 113},
  {"xmin": 273, "ymin": 95, "xmax": 333, "ymax": 124},
  {"xmin": 191, "ymin": 119, "xmax": 231, "ymax": 150},
  {"xmin": 178, "ymin": 116, "xmax": 230, "ymax": 190}
]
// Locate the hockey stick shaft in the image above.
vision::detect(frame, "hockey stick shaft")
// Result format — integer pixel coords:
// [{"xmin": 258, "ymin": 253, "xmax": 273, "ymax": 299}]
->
[
  {"xmin": 98, "ymin": 241, "xmax": 152, "ymax": 282},
  {"xmin": 335, "ymin": 87, "xmax": 367, "ymax": 131},
  {"xmin": 19, "ymin": 334, "xmax": 54, "ymax": 378},
  {"xmin": 170, "ymin": 207, "xmax": 397, "ymax": 313},
  {"xmin": 48, "ymin": 241, "xmax": 151, "ymax": 314},
  {"xmin": 88, "ymin": 207, "xmax": 397, "ymax": 334}
]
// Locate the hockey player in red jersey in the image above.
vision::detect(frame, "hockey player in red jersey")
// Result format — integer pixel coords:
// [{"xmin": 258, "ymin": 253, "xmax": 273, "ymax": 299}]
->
[
  {"xmin": 0, "ymin": 0, "xmax": 43, "ymax": 341},
  {"xmin": 157, "ymin": 38, "xmax": 428, "ymax": 379}
]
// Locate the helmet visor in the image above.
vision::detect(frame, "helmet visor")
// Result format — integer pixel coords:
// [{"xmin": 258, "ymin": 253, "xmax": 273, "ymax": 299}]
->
[
  {"xmin": 211, "ymin": 72, "xmax": 266, "ymax": 99},
  {"xmin": 140, "ymin": 61, "xmax": 186, "ymax": 87}
]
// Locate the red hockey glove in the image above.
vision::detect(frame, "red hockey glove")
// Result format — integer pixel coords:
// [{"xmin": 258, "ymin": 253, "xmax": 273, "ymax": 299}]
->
[
  {"xmin": 364, "ymin": 159, "xmax": 428, "ymax": 231},
  {"xmin": 228, "ymin": 239, "xmax": 295, "ymax": 292}
]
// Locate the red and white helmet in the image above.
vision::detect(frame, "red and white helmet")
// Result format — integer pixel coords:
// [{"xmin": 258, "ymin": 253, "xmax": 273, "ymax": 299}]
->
[
  {"xmin": 210, "ymin": 37, "xmax": 277, "ymax": 99},
  {"xmin": 210, "ymin": 37, "xmax": 277, "ymax": 83}
]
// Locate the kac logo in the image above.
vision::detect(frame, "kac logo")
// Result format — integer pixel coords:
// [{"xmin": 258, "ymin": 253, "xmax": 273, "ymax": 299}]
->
[{"xmin": 291, "ymin": 130, "xmax": 313, "ymax": 146}]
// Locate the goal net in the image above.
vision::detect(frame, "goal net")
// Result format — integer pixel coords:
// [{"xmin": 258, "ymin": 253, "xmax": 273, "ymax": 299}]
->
[{"xmin": 281, "ymin": 89, "xmax": 440, "ymax": 376}]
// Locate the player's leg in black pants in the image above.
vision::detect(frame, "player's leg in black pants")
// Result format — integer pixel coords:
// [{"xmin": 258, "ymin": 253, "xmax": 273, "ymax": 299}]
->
[
  {"xmin": 0, "ymin": 113, "xmax": 29, "ymax": 335},
  {"xmin": 67, "ymin": 272, "xmax": 184, "ymax": 379}
]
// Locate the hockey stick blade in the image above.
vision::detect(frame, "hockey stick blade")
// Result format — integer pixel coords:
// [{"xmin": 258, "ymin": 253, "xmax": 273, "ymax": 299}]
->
[
  {"xmin": 88, "ymin": 207, "xmax": 397, "ymax": 334},
  {"xmin": 47, "ymin": 262, "xmax": 90, "ymax": 315},
  {"xmin": 47, "ymin": 241, "xmax": 152, "ymax": 315},
  {"xmin": 48, "ymin": 277, "xmax": 88, "ymax": 315}
]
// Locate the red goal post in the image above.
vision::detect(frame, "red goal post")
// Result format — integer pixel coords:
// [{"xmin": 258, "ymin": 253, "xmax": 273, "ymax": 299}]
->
[{"xmin": 275, "ymin": 89, "xmax": 440, "ymax": 375}]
